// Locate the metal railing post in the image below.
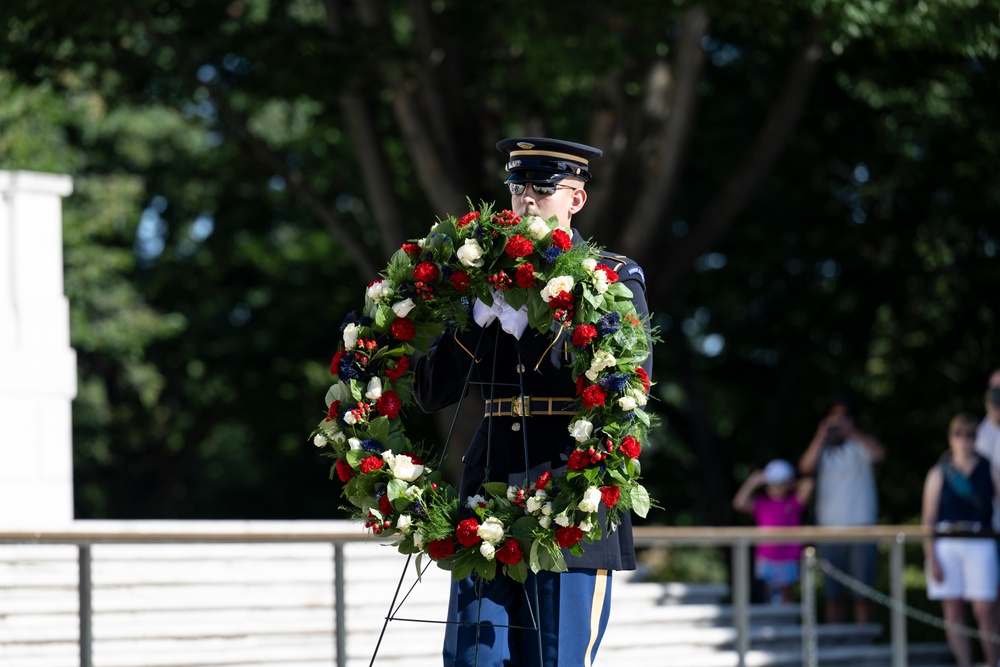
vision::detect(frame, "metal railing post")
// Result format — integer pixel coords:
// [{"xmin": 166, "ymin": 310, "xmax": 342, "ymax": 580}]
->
[
  {"xmin": 334, "ymin": 542, "xmax": 346, "ymax": 667},
  {"xmin": 890, "ymin": 535, "xmax": 908, "ymax": 667},
  {"xmin": 732, "ymin": 538, "xmax": 750, "ymax": 667},
  {"xmin": 801, "ymin": 546, "xmax": 818, "ymax": 667},
  {"xmin": 78, "ymin": 544, "xmax": 93, "ymax": 667}
]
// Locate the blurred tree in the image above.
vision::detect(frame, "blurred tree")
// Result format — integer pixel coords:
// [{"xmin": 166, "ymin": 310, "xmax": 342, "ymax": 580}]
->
[{"xmin": 0, "ymin": 0, "xmax": 997, "ymax": 525}]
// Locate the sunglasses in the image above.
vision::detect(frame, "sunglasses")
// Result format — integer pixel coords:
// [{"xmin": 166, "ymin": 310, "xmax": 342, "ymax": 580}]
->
[{"xmin": 508, "ymin": 182, "xmax": 576, "ymax": 196}]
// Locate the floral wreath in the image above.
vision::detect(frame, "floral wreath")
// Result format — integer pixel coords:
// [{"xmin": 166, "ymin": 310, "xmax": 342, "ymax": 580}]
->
[{"xmin": 312, "ymin": 201, "xmax": 655, "ymax": 583}]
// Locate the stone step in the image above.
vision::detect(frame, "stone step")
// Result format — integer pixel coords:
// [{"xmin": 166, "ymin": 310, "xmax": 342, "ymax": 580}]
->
[{"xmin": 601, "ymin": 641, "xmax": 952, "ymax": 667}]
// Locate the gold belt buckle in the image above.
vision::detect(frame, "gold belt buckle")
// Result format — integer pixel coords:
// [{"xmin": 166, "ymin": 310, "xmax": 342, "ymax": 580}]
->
[{"xmin": 511, "ymin": 395, "xmax": 531, "ymax": 417}]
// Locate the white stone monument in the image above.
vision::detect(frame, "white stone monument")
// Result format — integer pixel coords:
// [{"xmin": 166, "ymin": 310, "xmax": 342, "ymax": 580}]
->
[{"xmin": 0, "ymin": 170, "xmax": 76, "ymax": 527}]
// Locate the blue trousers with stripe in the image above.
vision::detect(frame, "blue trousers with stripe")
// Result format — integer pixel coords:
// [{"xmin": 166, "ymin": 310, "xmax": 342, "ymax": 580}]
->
[{"xmin": 443, "ymin": 568, "xmax": 612, "ymax": 667}]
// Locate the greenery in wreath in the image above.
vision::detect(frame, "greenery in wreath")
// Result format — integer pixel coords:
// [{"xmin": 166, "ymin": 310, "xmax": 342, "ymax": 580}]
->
[{"xmin": 311, "ymin": 200, "xmax": 656, "ymax": 582}]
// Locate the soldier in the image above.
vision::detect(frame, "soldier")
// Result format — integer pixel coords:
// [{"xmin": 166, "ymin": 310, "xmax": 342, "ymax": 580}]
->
[{"xmin": 414, "ymin": 137, "xmax": 652, "ymax": 667}]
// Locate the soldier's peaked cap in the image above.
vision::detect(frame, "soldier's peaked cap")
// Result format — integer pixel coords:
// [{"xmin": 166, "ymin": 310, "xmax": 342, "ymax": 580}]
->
[{"xmin": 497, "ymin": 137, "xmax": 602, "ymax": 184}]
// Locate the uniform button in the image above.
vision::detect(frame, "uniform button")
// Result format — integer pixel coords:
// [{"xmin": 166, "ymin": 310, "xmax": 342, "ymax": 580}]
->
[
  {"xmin": 511, "ymin": 422, "xmax": 521, "ymax": 432},
  {"xmin": 516, "ymin": 363, "xmax": 525, "ymax": 373}
]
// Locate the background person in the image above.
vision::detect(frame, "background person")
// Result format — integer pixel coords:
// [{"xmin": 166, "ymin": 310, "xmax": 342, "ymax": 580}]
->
[
  {"xmin": 922, "ymin": 413, "xmax": 999, "ymax": 667},
  {"xmin": 732, "ymin": 459, "xmax": 814, "ymax": 604},
  {"xmin": 798, "ymin": 393, "xmax": 886, "ymax": 624},
  {"xmin": 414, "ymin": 136, "xmax": 652, "ymax": 667},
  {"xmin": 974, "ymin": 368, "xmax": 1000, "ymax": 533}
]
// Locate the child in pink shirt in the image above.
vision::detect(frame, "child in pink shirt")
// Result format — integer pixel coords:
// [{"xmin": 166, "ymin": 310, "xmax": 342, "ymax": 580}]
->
[{"xmin": 733, "ymin": 459, "xmax": 815, "ymax": 604}]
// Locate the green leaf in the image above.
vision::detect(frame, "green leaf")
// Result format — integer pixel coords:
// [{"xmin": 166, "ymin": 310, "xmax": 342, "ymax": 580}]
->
[
  {"xmin": 483, "ymin": 482, "xmax": 510, "ymax": 499},
  {"xmin": 387, "ymin": 478, "xmax": 409, "ymax": 501},
  {"xmin": 632, "ymin": 484, "xmax": 650, "ymax": 518},
  {"xmin": 513, "ymin": 516, "xmax": 540, "ymax": 541},
  {"xmin": 506, "ymin": 559, "xmax": 528, "ymax": 583}
]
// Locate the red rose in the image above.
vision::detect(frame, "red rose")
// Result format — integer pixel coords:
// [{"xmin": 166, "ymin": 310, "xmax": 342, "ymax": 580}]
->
[
  {"xmin": 428, "ymin": 537, "xmax": 455, "ymax": 559},
  {"xmin": 335, "ymin": 459, "xmax": 354, "ymax": 482},
  {"xmin": 413, "ymin": 261, "xmax": 439, "ymax": 283},
  {"xmin": 391, "ymin": 317, "xmax": 415, "ymax": 341},
  {"xmin": 384, "ymin": 356, "xmax": 410, "ymax": 382},
  {"xmin": 515, "ymin": 262, "xmax": 536, "ymax": 289},
  {"xmin": 581, "ymin": 385, "xmax": 607, "ymax": 409},
  {"xmin": 595, "ymin": 264, "xmax": 619, "ymax": 284},
  {"xmin": 571, "ymin": 324, "xmax": 598, "ymax": 347},
  {"xmin": 379, "ymin": 494, "xmax": 393, "ymax": 517},
  {"xmin": 568, "ymin": 450, "xmax": 590, "ymax": 471},
  {"xmin": 325, "ymin": 399, "xmax": 341, "ymax": 423},
  {"xmin": 496, "ymin": 538, "xmax": 524, "ymax": 565},
  {"xmin": 635, "ymin": 366, "xmax": 650, "ymax": 393},
  {"xmin": 504, "ymin": 235, "xmax": 534, "ymax": 259},
  {"xmin": 551, "ymin": 228, "xmax": 572, "ymax": 251},
  {"xmin": 555, "ymin": 525, "xmax": 583, "ymax": 548},
  {"xmin": 600, "ymin": 486, "xmax": 620, "ymax": 507},
  {"xmin": 534, "ymin": 471, "xmax": 552, "ymax": 490},
  {"xmin": 548, "ymin": 290, "xmax": 574, "ymax": 311},
  {"xmin": 456, "ymin": 518, "xmax": 481, "ymax": 547},
  {"xmin": 376, "ymin": 390, "xmax": 402, "ymax": 419},
  {"xmin": 457, "ymin": 211, "xmax": 480, "ymax": 227},
  {"xmin": 450, "ymin": 271, "xmax": 471, "ymax": 291},
  {"xmin": 576, "ymin": 375, "xmax": 587, "ymax": 396},
  {"xmin": 329, "ymin": 350, "xmax": 345, "ymax": 376},
  {"xmin": 401, "ymin": 243, "xmax": 421, "ymax": 255},
  {"xmin": 360, "ymin": 456, "xmax": 384, "ymax": 474},
  {"xmin": 620, "ymin": 435, "xmax": 641, "ymax": 459}
]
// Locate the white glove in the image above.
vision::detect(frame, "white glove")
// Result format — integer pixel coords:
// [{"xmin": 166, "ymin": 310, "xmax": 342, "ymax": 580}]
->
[{"xmin": 498, "ymin": 303, "xmax": 529, "ymax": 340}]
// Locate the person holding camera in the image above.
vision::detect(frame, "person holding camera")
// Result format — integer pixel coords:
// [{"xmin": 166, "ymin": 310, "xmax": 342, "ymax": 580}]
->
[{"xmin": 798, "ymin": 394, "xmax": 886, "ymax": 624}]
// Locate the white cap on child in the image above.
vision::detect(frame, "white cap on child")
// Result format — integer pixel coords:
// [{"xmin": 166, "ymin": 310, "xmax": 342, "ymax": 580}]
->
[{"xmin": 762, "ymin": 459, "xmax": 795, "ymax": 485}]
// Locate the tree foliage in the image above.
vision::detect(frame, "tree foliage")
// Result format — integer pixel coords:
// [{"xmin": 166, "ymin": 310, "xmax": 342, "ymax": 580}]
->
[{"xmin": 0, "ymin": 0, "xmax": 997, "ymax": 524}]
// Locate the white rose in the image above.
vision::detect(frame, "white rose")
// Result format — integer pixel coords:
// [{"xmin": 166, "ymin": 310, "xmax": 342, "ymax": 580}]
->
[
  {"xmin": 396, "ymin": 515, "xmax": 412, "ymax": 532},
  {"xmin": 586, "ymin": 350, "xmax": 617, "ymax": 382},
  {"xmin": 343, "ymin": 323, "xmax": 359, "ymax": 350},
  {"xmin": 456, "ymin": 238, "xmax": 485, "ymax": 267},
  {"xmin": 366, "ymin": 279, "xmax": 392, "ymax": 301},
  {"xmin": 381, "ymin": 451, "xmax": 395, "ymax": 464},
  {"xmin": 413, "ymin": 531, "xmax": 424, "ymax": 547},
  {"xmin": 592, "ymin": 269, "xmax": 609, "ymax": 294},
  {"xmin": 540, "ymin": 275, "xmax": 574, "ymax": 303},
  {"xmin": 526, "ymin": 496, "xmax": 544, "ymax": 514},
  {"xmin": 332, "ymin": 431, "xmax": 346, "ymax": 444},
  {"xmin": 405, "ymin": 485, "xmax": 422, "ymax": 501},
  {"xmin": 581, "ymin": 258, "xmax": 597, "ymax": 271},
  {"xmin": 343, "ymin": 411, "xmax": 358, "ymax": 425},
  {"xmin": 569, "ymin": 419, "xmax": 594, "ymax": 442},
  {"xmin": 555, "ymin": 513, "xmax": 572, "ymax": 527},
  {"xmin": 541, "ymin": 502, "xmax": 553, "ymax": 516},
  {"xmin": 391, "ymin": 298, "xmax": 416, "ymax": 318},
  {"xmin": 525, "ymin": 216, "xmax": 551, "ymax": 241},
  {"xmin": 580, "ymin": 518, "xmax": 593, "ymax": 533},
  {"xmin": 632, "ymin": 389, "xmax": 649, "ymax": 407},
  {"xmin": 578, "ymin": 487, "xmax": 602, "ymax": 513},
  {"xmin": 618, "ymin": 395, "xmax": 638, "ymax": 411},
  {"xmin": 477, "ymin": 517, "xmax": 506, "ymax": 545},
  {"xmin": 538, "ymin": 515, "xmax": 552, "ymax": 529},
  {"xmin": 467, "ymin": 494, "xmax": 486, "ymax": 509},
  {"xmin": 348, "ymin": 437, "xmax": 362, "ymax": 451},
  {"xmin": 480, "ymin": 542, "xmax": 496, "ymax": 560},
  {"xmin": 506, "ymin": 486, "xmax": 519, "ymax": 502},
  {"xmin": 313, "ymin": 434, "xmax": 327, "ymax": 448},
  {"xmin": 365, "ymin": 377, "xmax": 383, "ymax": 400},
  {"xmin": 389, "ymin": 454, "xmax": 425, "ymax": 482}
]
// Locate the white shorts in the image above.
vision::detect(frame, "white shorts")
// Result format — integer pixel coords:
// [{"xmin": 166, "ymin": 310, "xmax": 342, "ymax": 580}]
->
[{"xmin": 925, "ymin": 537, "xmax": 998, "ymax": 601}]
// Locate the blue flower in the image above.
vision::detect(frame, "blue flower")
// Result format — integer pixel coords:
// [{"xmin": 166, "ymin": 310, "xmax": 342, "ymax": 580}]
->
[
  {"xmin": 407, "ymin": 500, "xmax": 428, "ymax": 520},
  {"xmin": 338, "ymin": 355, "xmax": 362, "ymax": 382},
  {"xmin": 359, "ymin": 315, "xmax": 373, "ymax": 327},
  {"xmin": 598, "ymin": 311, "xmax": 621, "ymax": 336},
  {"xmin": 361, "ymin": 439, "xmax": 383, "ymax": 454},
  {"xmin": 542, "ymin": 247, "xmax": 562, "ymax": 264},
  {"xmin": 340, "ymin": 311, "xmax": 358, "ymax": 332},
  {"xmin": 599, "ymin": 373, "xmax": 629, "ymax": 393}
]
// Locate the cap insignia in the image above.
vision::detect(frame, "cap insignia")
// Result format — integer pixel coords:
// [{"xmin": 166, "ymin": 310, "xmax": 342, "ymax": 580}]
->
[{"xmin": 516, "ymin": 142, "xmax": 535, "ymax": 149}]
